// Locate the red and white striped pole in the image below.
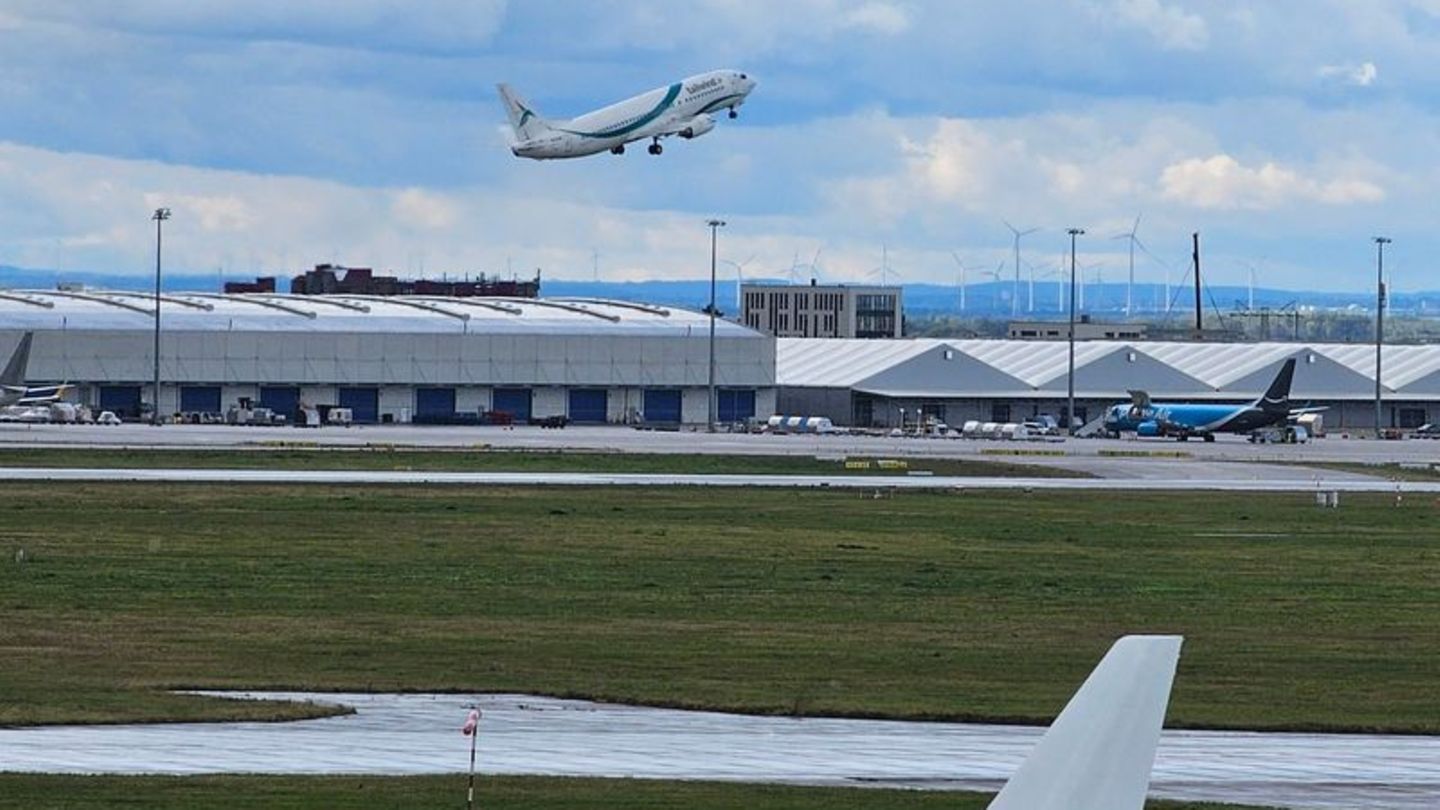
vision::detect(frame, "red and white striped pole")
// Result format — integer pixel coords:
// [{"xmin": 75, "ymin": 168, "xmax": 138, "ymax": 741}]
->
[{"xmin": 462, "ymin": 708, "xmax": 481, "ymax": 808}]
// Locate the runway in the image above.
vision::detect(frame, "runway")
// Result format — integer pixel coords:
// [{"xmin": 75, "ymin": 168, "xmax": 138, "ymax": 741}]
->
[
  {"xmin": 0, "ymin": 465, "xmax": 1434, "ymax": 492},
  {"xmin": 2, "ymin": 692, "xmax": 1434, "ymax": 810}
]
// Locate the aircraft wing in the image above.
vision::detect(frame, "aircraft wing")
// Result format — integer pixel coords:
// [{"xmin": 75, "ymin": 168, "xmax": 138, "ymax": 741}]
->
[
  {"xmin": 12, "ymin": 384, "xmax": 73, "ymax": 406},
  {"xmin": 640, "ymin": 110, "xmax": 718, "ymax": 142},
  {"xmin": 1288, "ymin": 406, "xmax": 1328, "ymax": 415}
]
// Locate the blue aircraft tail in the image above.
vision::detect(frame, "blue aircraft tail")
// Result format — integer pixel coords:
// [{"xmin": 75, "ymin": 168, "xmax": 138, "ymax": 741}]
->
[{"xmin": 1259, "ymin": 358, "xmax": 1296, "ymax": 413}]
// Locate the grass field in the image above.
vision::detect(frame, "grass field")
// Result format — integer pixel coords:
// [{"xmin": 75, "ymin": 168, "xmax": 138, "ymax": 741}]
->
[
  {"xmin": 1, "ymin": 483, "xmax": 1436, "ymax": 733},
  {"xmin": 0, "ymin": 775, "xmax": 1269, "ymax": 810},
  {"xmin": 0, "ymin": 446, "xmax": 1083, "ymax": 477}
]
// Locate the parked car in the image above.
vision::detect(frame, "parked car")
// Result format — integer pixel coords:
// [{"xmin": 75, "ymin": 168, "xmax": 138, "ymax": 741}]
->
[{"xmin": 1414, "ymin": 423, "xmax": 1440, "ymax": 439}]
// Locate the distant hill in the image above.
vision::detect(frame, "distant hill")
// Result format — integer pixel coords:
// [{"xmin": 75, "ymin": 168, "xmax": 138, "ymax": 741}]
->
[{"xmin": 3, "ymin": 265, "xmax": 1437, "ymax": 318}]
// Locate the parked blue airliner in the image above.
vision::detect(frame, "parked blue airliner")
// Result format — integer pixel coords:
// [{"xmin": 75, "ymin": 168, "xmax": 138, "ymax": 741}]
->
[{"xmin": 1101, "ymin": 358, "xmax": 1317, "ymax": 441}]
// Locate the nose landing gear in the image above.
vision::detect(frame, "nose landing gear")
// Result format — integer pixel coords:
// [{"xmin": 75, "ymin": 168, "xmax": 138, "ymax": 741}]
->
[
  {"xmin": 647, "ymin": 139, "xmax": 663, "ymax": 155},
  {"xmin": 728, "ymin": 107, "xmax": 738, "ymax": 119}
]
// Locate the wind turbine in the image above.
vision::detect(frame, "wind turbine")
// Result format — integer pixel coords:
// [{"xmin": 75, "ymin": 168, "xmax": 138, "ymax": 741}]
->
[
  {"xmin": 868, "ymin": 243, "xmax": 901, "ymax": 286},
  {"xmin": 1110, "ymin": 214, "xmax": 1142, "ymax": 318},
  {"xmin": 950, "ymin": 251, "xmax": 982, "ymax": 313},
  {"xmin": 720, "ymin": 254, "xmax": 757, "ymax": 315},
  {"xmin": 1004, "ymin": 220, "xmax": 1039, "ymax": 318}
]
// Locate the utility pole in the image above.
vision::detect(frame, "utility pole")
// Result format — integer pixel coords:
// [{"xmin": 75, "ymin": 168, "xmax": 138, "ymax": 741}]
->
[
  {"xmin": 1192, "ymin": 232, "xmax": 1202, "ymax": 335},
  {"xmin": 1067, "ymin": 228, "xmax": 1084, "ymax": 436},
  {"xmin": 151, "ymin": 207, "xmax": 171, "ymax": 426},
  {"xmin": 1374, "ymin": 236, "xmax": 1391, "ymax": 438},
  {"xmin": 706, "ymin": 219, "xmax": 726, "ymax": 433}
]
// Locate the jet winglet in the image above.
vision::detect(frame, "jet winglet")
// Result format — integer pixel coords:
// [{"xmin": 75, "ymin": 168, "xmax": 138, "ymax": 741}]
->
[
  {"xmin": 988, "ymin": 635, "xmax": 1183, "ymax": 810},
  {"xmin": 1127, "ymin": 389, "xmax": 1152, "ymax": 409},
  {"xmin": 1, "ymin": 332, "xmax": 34, "ymax": 388}
]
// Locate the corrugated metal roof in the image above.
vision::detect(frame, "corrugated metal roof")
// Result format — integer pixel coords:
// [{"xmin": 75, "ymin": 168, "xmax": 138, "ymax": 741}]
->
[
  {"xmin": 0, "ymin": 290, "xmax": 763, "ymax": 339},
  {"xmin": 778, "ymin": 338, "xmax": 1440, "ymax": 399}
]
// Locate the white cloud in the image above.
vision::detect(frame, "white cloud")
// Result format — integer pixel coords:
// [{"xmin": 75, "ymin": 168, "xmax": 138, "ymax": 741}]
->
[
  {"xmin": 1108, "ymin": 0, "xmax": 1209, "ymax": 51},
  {"xmin": 392, "ymin": 188, "xmax": 458, "ymax": 231},
  {"xmin": 1317, "ymin": 61, "xmax": 1378, "ymax": 87},
  {"xmin": 1158, "ymin": 154, "xmax": 1384, "ymax": 210},
  {"xmin": 841, "ymin": 2, "xmax": 910, "ymax": 36}
]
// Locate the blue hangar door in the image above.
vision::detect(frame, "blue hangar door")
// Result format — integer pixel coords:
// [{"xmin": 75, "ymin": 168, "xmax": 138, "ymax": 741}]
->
[
  {"xmin": 567, "ymin": 389, "xmax": 608, "ymax": 424},
  {"xmin": 415, "ymin": 387, "xmax": 456, "ymax": 420},
  {"xmin": 99, "ymin": 385, "xmax": 142, "ymax": 419},
  {"xmin": 339, "ymin": 387, "xmax": 380, "ymax": 424},
  {"xmin": 717, "ymin": 389, "xmax": 757, "ymax": 423},
  {"xmin": 492, "ymin": 388, "xmax": 532, "ymax": 423},
  {"xmin": 259, "ymin": 386, "xmax": 300, "ymax": 421},
  {"xmin": 180, "ymin": 386, "xmax": 222, "ymax": 414},
  {"xmin": 643, "ymin": 389, "xmax": 682, "ymax": 424}
]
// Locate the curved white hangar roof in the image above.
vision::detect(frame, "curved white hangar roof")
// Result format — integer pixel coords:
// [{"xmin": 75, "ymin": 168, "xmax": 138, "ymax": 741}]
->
[
  {"xmin": 0, "ymin": 290, "xmax": 762, "ymax": 339},
  {"xmin": 778, "ymin": 338, "xmax": 1440, "ymax": 400}
]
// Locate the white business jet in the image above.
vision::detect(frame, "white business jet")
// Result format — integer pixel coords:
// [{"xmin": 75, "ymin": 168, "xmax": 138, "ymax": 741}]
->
[{"xmin": 497, "ymin": 70, "xmax": 757, "ymax": 159}]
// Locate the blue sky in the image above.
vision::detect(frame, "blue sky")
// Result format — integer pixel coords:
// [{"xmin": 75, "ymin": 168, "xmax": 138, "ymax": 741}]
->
[{"xmin": 0, "ymin": 1, "xmax": 1434, "ymax": 293}]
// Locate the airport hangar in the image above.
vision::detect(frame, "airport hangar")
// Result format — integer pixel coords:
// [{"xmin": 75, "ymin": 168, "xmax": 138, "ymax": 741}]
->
[
  {"xmin": 0, "ymin": 290, "xmax": 776, "ymax": 425},
  {"xmin": 777, "ymin": 337, "xmax": 1440, "ymax": 431}
]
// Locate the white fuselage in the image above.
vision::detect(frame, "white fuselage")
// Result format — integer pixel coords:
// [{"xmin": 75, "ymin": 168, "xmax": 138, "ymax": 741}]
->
[{"xmin": 511, "ymin": 70, "xmax": 756, "ymax": 160}]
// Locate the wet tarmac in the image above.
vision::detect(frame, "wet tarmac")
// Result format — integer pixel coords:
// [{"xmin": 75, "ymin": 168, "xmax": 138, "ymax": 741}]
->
[{"xmin": 2, "ymin": 692, "xmax": 1437, "ymax": 810}]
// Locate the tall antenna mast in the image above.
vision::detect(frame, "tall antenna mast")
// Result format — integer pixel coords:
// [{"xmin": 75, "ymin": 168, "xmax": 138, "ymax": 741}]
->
[{"xmin": 1192, "ymin": 232, "xmax": 1203, "ymax": 333}]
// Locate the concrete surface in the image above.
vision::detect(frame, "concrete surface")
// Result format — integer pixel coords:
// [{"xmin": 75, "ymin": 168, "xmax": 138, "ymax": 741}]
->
[{"xmin": 1, "ymin": 692, "xmax": 1434, "ymax": 810}]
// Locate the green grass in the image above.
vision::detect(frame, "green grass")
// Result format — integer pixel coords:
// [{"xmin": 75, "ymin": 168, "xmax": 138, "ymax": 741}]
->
[
  {"xmin": 0, "ymin": 446, "xmax": 1083, "ymax": 477},
  {"xmin": 1, "ymin": 484, "xmax": 1436, "ymax": 733},
  {"xmin": 0, "ymin": 775, "xmax": 1273, "ymax": 810}
]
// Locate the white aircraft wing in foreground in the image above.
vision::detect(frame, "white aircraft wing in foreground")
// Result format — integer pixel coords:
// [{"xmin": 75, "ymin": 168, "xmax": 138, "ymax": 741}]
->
[{"xmin": 989, "ymin": 634, "xmax": 1183, "ymax": 810}]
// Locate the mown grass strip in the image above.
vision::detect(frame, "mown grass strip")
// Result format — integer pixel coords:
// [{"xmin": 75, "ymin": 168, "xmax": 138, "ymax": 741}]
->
[
  {"xmin": 0, "ymin": 774, "xmax": 1277, "ymax": 810},
  {"xmin": 0, "ymin": 485, "xmax": 1436, "ymax": 733}
]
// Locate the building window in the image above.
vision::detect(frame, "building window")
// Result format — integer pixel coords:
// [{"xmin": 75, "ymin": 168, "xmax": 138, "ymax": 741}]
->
[
  {"xmin": 1399, "ymin": 407, "xmax": 1427, "ymax": 429},
  {"xmin": 991, "ymin": 403, "xmax": 1011, "ymax": 423}
]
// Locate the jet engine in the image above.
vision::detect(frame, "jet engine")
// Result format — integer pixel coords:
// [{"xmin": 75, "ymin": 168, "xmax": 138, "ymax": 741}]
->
[
  {"xmin": 1136, "ymin": 421, "xmax": 1163, "ymax": 437},
  {"xmin": 678, "ymin": 114, "xmax": 716, "ymax": 139}
]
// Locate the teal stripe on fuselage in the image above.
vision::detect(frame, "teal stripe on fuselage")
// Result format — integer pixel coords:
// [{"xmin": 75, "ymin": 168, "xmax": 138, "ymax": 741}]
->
[{"xmin": 559, "ymin": 83, "xmax": 683, "ymax": 139}]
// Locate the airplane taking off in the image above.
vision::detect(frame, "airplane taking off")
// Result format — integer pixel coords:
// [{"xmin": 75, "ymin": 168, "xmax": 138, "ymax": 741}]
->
[
  {"xmin": 1101, "ymin": 357, "xmax": 1320, "ymax": 441},
  {"xmin": 497, "ymin": 69, "xmax": 757, "ymax": 159},
  {"xmin": 989, "ymin": 635, "xmax": 1183, "ymax": 810},
  {"xmin": 0, "ymin": 333, "xmax": 70, "ymax": 408}
]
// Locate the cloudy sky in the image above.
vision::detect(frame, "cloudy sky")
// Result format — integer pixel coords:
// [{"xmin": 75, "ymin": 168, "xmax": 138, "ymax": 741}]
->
[{"xmin": 0, "ymin": 1, "xmax": 1434, "ymax": 292}]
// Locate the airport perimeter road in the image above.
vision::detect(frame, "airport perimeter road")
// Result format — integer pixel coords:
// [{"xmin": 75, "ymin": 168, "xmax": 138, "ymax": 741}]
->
[
  {"xmin": 3, "ymin": 422, "xmax": 1440, "ymax": 465},
  {"xmin": 0, "ymin": 466, "xmax": 1434, "ymax": 492}
]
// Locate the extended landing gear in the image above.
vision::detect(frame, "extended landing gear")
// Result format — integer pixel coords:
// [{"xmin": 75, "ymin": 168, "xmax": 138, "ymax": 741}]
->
[
  {"xmin": 1203, "ymin": 433, "xmax": 1216, "ymax": 443},
  {"xmin": 647, "ymin": 139, "xmax": 663, "ymax": 155},
  {"xmin": 610, "ymin": 144, "xmax": 625, "ymax": 155},
  {"xmin": 728, "ymin": 107, "xmax": 738, "ymax": 119}
]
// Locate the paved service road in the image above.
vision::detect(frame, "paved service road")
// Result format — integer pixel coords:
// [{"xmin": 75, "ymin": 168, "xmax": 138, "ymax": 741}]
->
[
  {"xmin": 0, "ymin": 466, "xmax": 1435, "ymax": 492},
  {"xmin": 2, "ymin": 423, "xmax": 1438, "ymax": 467},
  {"xmin": 1, "ymin": 693, "xmax": 1434, "ymax": 810}
]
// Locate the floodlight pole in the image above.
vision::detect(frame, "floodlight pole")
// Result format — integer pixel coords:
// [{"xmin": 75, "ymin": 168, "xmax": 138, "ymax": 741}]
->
[
  {"xmin": 707, "ymin": 219, "xmax": 726, "ymax": 433},
  {"xmin": 151, "ymin": 207, "xmax": 171, "ymax": 426},
  {"xmin": 1067, "ymin": 228, "xmax": 1084, "ymax": 436},
  {"xmin": 1374, "ymin": 236, "xmax": 1391, "ymax": 438}
]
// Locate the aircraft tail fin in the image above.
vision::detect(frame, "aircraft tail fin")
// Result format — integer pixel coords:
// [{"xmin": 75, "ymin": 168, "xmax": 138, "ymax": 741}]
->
[
  {"xmin": 1, "ymin": 332, "xmax": 34, "ymax": 388},
  {"xmin": 1259, "ymin": 357, "xmax": 1297, "ymax": 412},
  {"xmin": 496, "ymin": 83, "xmax": 550, "ymax": 141},
  {"xmin": 988, "ymin": 635, "xmax": 1183, "ymax": 810}
]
